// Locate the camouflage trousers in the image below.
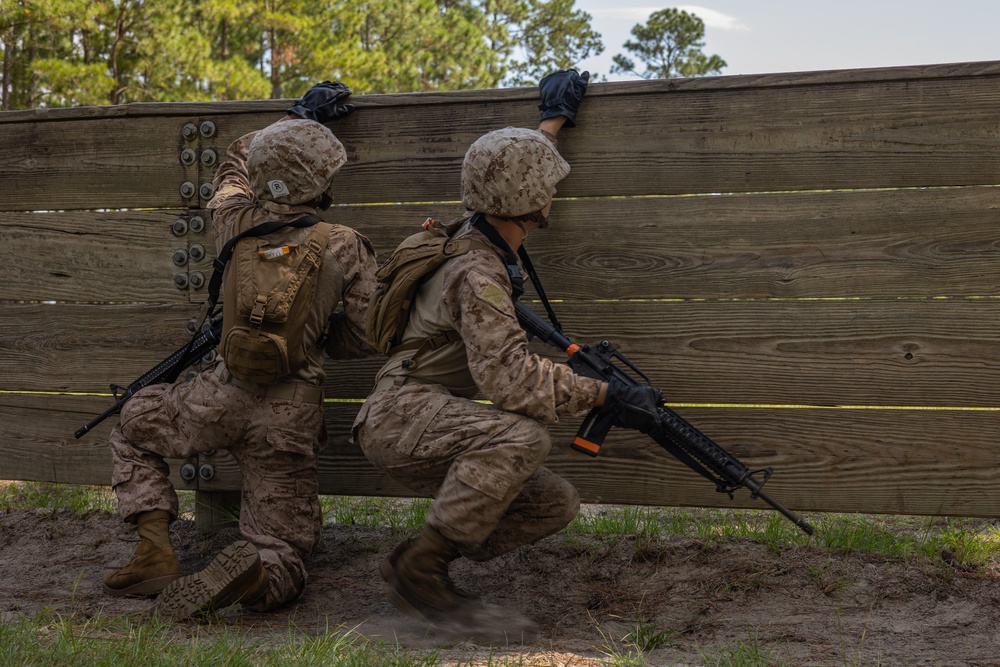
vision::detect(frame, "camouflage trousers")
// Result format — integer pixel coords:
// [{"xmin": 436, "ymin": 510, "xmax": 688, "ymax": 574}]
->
[
  {"xmin": 354, "ymin": 381, "xmax": 580, "ymax": 559},
  {"xmin": 108, "ymin": 366, "xmax": 326, "ymax": 611}
]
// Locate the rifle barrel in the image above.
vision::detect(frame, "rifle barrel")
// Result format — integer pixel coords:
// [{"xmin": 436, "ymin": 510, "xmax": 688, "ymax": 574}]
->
[
  {"xmin": 753, "ymin": 486, "xmax": 816, "ymax": 535},
  {"xmin": 655, "ymin": 406, "xmax": 815, "ymax": 535},
  {"xmin": 73, "ymin": 320, "xmax": 223, "ymax": 439}
]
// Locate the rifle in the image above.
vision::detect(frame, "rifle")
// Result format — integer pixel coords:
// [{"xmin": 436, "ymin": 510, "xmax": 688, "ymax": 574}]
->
[
  {"xmin": 74, "ymin": 317, "xmax": 223, "ymax": 439},
  {"xmin": 515, "ymin": 301, "xmax": 814, "ymax": 535}
]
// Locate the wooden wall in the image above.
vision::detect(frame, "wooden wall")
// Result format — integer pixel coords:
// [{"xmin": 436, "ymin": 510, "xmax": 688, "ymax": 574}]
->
[{"xmin": 3, "ymin": 61, "xmax": 1000, "ymax": 520}]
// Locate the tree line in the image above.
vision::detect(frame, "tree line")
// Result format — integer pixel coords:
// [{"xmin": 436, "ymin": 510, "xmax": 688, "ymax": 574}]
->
[{"xmin": 0, "ymin": 1, "xmax": 725, "ymax": 110}]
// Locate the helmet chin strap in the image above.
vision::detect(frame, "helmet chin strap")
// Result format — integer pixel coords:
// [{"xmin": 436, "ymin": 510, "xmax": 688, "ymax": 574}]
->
[
  {"xmin": 511, "ymin": 219, "xmax": 528, "ymax": 239},
  {"xmin": 511, "ymin": 209, "xmax": 550, "ymax": 236},
  {"xmin": 485, "ymin": 208, "xmax": 548, "ymax": 244},
  {"xmin": 525, "ymin": 208, "xmax": 549, "ymax": 229}
]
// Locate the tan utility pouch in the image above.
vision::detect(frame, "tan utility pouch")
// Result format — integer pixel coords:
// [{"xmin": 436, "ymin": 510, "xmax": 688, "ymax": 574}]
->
[{"xmin": 221, "ymin": 222, "xmax": 331, "ymax": 384}]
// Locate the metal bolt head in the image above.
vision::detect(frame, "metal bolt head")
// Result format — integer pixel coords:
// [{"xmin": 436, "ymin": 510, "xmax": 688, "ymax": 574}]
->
[
  {"xmin": 198, "ymin": 463, "xmax": 215, "ymax": 481},
  {"xmin": 199, "ymin": 121, "xmax": 216, "ymax": 138},
  {"xmin": 181, "ymin": 123, "xmax": 198, "ymax": 140},
  {"xmin": 188, "ymin": 243, "xmax": 205, "ymax": 261},
  {"xmin": 173, "ymin": 273, "xmax": 189, "ymax": 289},
  {"xmin": 189, "ymin": 216, "xmax": 205, "ymax": 233},
  {"xmin": 189, "ymin": 271, "xmax": 205, "ymax": 289},
  {"xmin": 180, "ymin": 181, "xmax": 196, "ymax": 199},
  {"xmin": 180, "ymin": 148, "xmax": 197, "ymax": 166},
  {"xmin": 171, "ymin": 218, "xmax": 189, "ymax": 236},
  {"xmin": 180, "ymin": 463, "xmax": 197, "ymax": 481},
  {"xmin": 201, "ymin": 149, "xmax": 217, "ymax": 166},
  {"xmin": 199, "ymin": 183, "xmax": 214, "ymax": 199},
  {"xmin": 172, "ymin": 249, "xmax": 189, "ymax": 266},
  {"xmin": 201, "ymin": 350, "xmax": 217, "ymax": 364},
  {"xmin": 186, "ymin": 319, "xmax": 198, "ymax": 335}
]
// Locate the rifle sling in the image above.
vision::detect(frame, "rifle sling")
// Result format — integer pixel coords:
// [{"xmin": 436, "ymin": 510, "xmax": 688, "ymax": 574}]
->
[{"xmin": 470, "ymin": 214, "xmax": 562, "ymax": 332}]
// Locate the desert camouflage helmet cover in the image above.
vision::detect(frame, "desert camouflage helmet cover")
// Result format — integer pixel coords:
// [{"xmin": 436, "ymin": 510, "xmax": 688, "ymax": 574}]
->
[
  {"xmin": 461, "ymin": 127, "xmax": 570, "ymax": 218},
  {"xmin": 247, "ymin": 119, "xmax": 347, "ymax": 205}
]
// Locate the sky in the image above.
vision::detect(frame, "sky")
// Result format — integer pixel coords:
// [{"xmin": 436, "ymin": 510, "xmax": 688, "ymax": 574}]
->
[{"xmin": 572, "ymin": 1, "xmax": 1000, "ymax": 80}]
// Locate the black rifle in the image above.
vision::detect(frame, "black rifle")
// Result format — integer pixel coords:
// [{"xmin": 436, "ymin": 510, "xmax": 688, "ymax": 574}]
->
[
  {"xmin": 74, "ymin": 318, "xmax": 223, "ymax": 439},
  {"xmin": 515, "ymin": 302, "xmax": 814, "ymax": 535}
]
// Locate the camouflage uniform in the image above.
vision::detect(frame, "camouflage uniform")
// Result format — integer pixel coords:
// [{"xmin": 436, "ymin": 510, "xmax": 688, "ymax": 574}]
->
[
  {"xmin": 355, "ymin": 128, "xmax": 603, "ymax": 558},
  {"xmin": 108, "ymin": 118, "xmax": 377, "ymax": 611}
]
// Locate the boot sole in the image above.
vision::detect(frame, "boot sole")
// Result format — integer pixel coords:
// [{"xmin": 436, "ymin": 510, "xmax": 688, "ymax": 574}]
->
[
  {"xmin": 102, "ymin": 573, "xmax": 182, "ymax": 598},
  {"xmin": 155, "ymin": 541, "xmax": 261, "ymax": 620}
]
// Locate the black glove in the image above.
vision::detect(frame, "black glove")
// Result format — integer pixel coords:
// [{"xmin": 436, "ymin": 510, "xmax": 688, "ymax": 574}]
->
[
  {"xmin": 602, "ymin": 377, "xmax": 662, "ymax": 433},
  {"xmin": 538, "ymin": 69, "xmax": 590, "ymax": 127},
  {"xmin": 287, "ymin": 81, "xmax": 356, "ymax": 123}
]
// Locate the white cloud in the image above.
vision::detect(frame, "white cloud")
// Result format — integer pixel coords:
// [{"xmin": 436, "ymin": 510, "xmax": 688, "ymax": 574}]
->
[
  {"xmin": 587, "ymin": 5, "xmax": 749, "ymax": 32},
  {"xmin": 677, "ymin": 5, "xmax": 750, "ymax": 31}
]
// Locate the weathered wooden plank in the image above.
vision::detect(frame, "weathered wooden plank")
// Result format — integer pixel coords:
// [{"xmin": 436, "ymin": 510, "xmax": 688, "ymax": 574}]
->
[
  {"xmin": 7, "ymin": 187, "xmax": 1000, "ymax": 304},
  {"xmin": 307, "ymin": 406, "xmax": 1000, "ymax": 517},
  {"xmin": 6, "ymin": 63, "xmax": 1000, "ymax": 211},
  {"xmin": 340, "ymin": 186, "xmax": 1000, "ymax": 301},
  {"xmin": 4, "ymin": 300, "xmax": 1000, "ymax": 409},
  {"xmin": 547, "ymin": 298, "xmax": 1000, "ymax": 408},
  {"xmin": 0, "ymin": 393, "xmax": 194, "ymax": 489},
  {"xmin": 0, "ymin": 210, "xmax": 205, "ymax": 304},
  {"xmin": 0, "ymin": 304, "xmax": 207, "ymax": 393},
  {"xmin": 6, "ymin": 393, "xmax": 1000, "ymax": 517},
  {"xmin": 0, "ymin": 114, "xmax": 202, "ymax": 211},
  {"xmin": 202, "ymin": 71, "xmax": 1000, "ymax": 204}
]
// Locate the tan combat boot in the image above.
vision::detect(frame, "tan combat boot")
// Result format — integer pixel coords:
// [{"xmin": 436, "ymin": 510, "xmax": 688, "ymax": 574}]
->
[
  {"xmin": 103, "ymin": 510, "xmax": 182, "ymax": 597},
  {"xmin": 379, "ymin": 524, "xmax": 478, "ymax": 623},
  {"xmin": 154, "ymin": 540, "xmax": 269, "ymax": 620}
]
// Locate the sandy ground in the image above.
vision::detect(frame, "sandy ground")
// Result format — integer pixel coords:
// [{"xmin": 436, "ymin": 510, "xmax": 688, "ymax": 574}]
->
[{"xmin": 3, "ymin": 507, "xmax": 1000, "ymax": 666}]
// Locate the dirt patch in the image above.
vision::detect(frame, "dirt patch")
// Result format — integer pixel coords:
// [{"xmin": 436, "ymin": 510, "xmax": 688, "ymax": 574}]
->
[{"xmin": 3, "ymin": 507, "xmax": 1000, "ymax": 665}]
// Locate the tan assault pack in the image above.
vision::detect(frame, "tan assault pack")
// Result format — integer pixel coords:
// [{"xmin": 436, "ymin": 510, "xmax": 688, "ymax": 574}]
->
[
  {"xmin": 366, "ymin": 217, "xmax": 491, "ymax": 355},
  {"xmin": 220, "ymin": 218, "xmax": 332, "ymax": 384}
]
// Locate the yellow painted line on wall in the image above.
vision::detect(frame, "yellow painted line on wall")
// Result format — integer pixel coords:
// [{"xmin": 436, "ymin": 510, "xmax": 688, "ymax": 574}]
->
[
  {"xmin": 669, "ymin": 403, "xmax": 1000, "ymax": 412},
  {"xmin": 0, "ymin": 390, "xmax": 102, "ymax": 397},
  {"xmin": 523, "ymin": 295, "xmax": 1000, "ymax": 305},
  {"xmin": 335, "ymin": 183, "xmax": 1000, "ymax": 208},
  {"xmin": 3, "ymin": 390, "xmax": 997, "ymax": 412}
]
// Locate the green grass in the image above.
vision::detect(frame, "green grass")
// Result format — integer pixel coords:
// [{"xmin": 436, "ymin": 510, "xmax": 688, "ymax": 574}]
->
[
  {"xmin": 0, "ymin": 481, "xmax": 118, "ymax": 513},
  {"xmin": 699, "ymin": 631, "xmax": 781, "ymax": 667},
  {"xmin": 0, "ymin": 482, "xmax": 197, "ymax": 519},
  {"xmin": 566, "ymin": 504, "xmax": 1000, "ymax": 570},
  {"xmin": 0, "ymin": 609, "xmax": 457, "ymax": 667},
  {"xmin": 321, "ymin": 495, "xmax": 431, "ymax": 535}
]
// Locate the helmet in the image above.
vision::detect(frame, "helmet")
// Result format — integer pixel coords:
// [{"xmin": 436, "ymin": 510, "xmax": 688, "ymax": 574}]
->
[
  {"xmin": 247, "ymin": 119, "xmax": 347, "ymax": 206},
  {"xmin": 461, "ymin": 127, "xmax": 570, "ymax": 218}
]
